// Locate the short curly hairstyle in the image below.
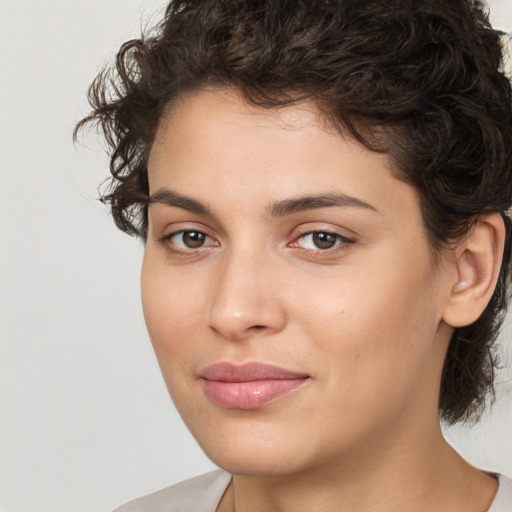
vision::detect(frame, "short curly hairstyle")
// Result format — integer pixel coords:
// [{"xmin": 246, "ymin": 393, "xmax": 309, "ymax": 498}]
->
[{"xmin": 76, "ymin": 0, "xmax": 512, "ymax": 424}]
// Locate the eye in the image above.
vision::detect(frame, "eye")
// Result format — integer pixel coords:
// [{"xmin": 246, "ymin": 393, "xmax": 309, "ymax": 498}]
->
[
  {"xmin": 293, "ymin": 231, "xmax": 352, "ymax": 251},
  {"xmin": 163, "ymin": 230, "xmax": 217, "ymax": 251}
]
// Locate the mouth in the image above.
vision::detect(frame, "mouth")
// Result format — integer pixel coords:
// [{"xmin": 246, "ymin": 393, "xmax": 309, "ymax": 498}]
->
[{"xmin": 199, "ymin": 362, "xmax": 310, "ymax": 410}]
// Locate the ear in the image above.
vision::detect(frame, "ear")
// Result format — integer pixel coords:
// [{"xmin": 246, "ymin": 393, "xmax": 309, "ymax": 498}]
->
[{"xmin": 442, "ymin": 213, "xmax": 506, "ymax": 328}]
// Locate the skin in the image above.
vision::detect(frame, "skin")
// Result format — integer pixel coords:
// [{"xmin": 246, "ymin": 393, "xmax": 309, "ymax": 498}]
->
[{"xmin": 142, "ymin": 88, "xmax": 500, "ymax": 511}]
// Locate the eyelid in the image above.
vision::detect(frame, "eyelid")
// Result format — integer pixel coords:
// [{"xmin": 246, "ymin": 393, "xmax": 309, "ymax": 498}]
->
[
  {"xmin": 155, "ymin": 223, "xmax": 355, "ymax": 257},
  {"xmin": 290, "ymin": 224, "xmax": 356, "ymax": 241},
  {"xmin": 288, "ymin": 227, "xmax": 356, "ymax": 253},
  {"xmin": 159, "ymin": 227, "xmax": 219, "ymax": 254}
]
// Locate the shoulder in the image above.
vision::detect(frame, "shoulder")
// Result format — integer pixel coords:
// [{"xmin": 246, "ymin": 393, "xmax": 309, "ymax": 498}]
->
[
  {"xmin": 488, "ymin": 474, "xmax": 512, "ymax": 512},
  {"xmin": 113, "ymin": 470, "xmax": 232, "ymax": 512}
]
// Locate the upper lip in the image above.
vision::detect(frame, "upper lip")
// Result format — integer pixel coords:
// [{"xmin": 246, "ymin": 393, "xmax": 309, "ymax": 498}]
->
[{"xmin": 200, "ymin": 362, "xmax": 309, "ymax": 382}]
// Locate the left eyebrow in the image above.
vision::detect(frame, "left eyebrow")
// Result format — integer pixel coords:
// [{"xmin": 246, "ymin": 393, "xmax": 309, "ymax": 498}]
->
[{"xmin": 267, "ymin": 193, "xmax": 380, "ymax": 217}]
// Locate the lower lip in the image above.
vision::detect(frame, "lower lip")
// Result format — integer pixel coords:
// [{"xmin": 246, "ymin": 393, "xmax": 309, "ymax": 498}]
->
[{"xmin": 202, "ymin": 378, "xmax": 307, "ymax": 410}]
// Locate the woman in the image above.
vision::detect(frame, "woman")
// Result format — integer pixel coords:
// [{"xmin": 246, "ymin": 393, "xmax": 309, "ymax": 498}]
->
[{"xmin": 77, "ymin": 0, "xmax": 512, "ymax": 510}]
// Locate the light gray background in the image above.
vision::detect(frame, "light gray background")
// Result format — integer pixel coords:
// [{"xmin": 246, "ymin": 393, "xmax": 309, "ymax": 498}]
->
[{"xmin": 0, "ymin": 1, "xmax": 511, "ymax": 511}]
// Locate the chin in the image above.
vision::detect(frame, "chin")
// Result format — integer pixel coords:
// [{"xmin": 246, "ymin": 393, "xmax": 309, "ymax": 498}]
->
[
  {"xmin": 186, "ymin": 415, "xmax": 326, "ymax": 477},
  {"xmin": 206, "ymin": 447, "xmax": 307, "ymax": 477}
]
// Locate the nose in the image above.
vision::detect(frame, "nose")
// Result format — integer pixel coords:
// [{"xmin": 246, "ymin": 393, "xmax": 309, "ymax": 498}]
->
[{"xmin": 207, "ymin": 249, "xmax": 287, "ymax": 341}]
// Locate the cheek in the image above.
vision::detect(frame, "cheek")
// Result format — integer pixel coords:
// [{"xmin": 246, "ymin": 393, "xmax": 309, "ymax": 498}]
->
[
  {"xmin": 140, "ymin": 253, "xmax": 207, "ymax": 370},
  {"xmin": 292, "ymin": 251, "xmax": 442, "ymax": 393}
]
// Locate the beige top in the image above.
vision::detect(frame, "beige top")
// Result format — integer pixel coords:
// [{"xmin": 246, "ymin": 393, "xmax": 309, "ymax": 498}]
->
[{"xmin": 114, "ymin": 470, "xmax": 512, "ymax": 512}]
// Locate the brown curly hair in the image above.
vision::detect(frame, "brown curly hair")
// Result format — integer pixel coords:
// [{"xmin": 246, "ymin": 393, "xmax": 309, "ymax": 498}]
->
[{"xmin": 75, "ymin": 0, "xmax": 512, "ymax": 424}]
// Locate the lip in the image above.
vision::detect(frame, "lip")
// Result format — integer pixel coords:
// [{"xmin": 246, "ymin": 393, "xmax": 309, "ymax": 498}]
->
[{"xmin": 200, "ymin": 362, "xmax": 310, "ymax": 410}]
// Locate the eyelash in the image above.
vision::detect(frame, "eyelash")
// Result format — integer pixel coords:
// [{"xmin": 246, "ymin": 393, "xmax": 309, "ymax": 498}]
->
[
  {"xmin": 160, "ymin": 230, "xmax": 218, "ymax": 255},
  {"xmin": 159, "ymin": 229, "xmax": 354, "ymax": 256},
  {"xmin": 289, "ymin": 230, "xmax": 354, "ymax": 253}
]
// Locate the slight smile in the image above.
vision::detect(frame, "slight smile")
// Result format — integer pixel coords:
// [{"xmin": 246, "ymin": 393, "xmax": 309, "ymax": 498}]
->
[{"xmin": 200, "ymin": 362, "xmax": 311, "ymax": 410}]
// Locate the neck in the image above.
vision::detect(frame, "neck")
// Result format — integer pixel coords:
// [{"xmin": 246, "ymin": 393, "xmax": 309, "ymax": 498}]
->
[{"xmin": 219, "ymin": 420, "xmax": 498, "ymax": 512}]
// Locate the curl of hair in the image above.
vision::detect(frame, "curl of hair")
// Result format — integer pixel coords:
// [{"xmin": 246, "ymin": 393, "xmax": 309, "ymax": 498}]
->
[{"xmin": 75, "ymin": 0, "xmax": 512, "ymax": 424}]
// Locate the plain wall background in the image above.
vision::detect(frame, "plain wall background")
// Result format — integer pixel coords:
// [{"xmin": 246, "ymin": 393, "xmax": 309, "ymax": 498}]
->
[{"xmin": 0, "ymin": 1, "xmax": 511, "ymax": 511}]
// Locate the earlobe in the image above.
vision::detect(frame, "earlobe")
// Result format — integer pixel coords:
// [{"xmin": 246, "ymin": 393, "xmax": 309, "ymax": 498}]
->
[{"xmin": 442, "ymin": 214, "xmax": 505, "ymax": 328}]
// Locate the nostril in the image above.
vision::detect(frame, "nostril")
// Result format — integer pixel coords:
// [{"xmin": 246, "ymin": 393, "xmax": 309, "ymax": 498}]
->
[{"xmin": 244, "ymin": 325, "xmax": 268, "ymax": 334}]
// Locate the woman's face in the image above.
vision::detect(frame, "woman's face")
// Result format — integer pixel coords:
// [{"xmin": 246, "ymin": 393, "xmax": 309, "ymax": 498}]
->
[{"xmin": 142, "ymin": 88, "xmax": 455, "ymax": 475}]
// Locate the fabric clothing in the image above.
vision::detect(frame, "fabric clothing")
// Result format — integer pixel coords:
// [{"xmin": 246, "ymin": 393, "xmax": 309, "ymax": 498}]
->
[
  {"xmin": 489, "ymin": 474, "xmax": 512, "ymax": 512},
  {"xmin": 114, "ymin": 469, "xmax": 512, "ymax": 512},
  {"xmin": 113, "ymin": 471, "xmax": 231, "ymax": 512}
]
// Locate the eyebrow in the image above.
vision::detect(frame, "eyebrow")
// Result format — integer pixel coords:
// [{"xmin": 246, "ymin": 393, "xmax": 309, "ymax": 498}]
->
[
  {"xmin": 267, "ymin": 193, "xmax": 379, "ymax": 217},
  {"xmin": 148, "ymin": 188, "xmax": 379, "ymax": 217},
  {"xmin": 148, "ymin": 189, "xmax": 213, "ymax": 216}
]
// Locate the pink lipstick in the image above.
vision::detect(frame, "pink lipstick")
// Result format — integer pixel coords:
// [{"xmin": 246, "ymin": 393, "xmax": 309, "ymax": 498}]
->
[{"xmin": 200, "ymin": 362, "xmax": 309, "ymax": 410}]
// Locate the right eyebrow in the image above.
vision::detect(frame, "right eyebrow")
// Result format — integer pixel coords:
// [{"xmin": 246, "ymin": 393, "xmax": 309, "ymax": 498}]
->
[{"xmin": 147, "ymin": 188, "xmax": 213, "ymax": 216}]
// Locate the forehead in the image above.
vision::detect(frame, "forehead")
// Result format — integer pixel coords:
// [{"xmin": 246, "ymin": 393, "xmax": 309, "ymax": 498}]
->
[
  {"xmin": 148, "ymin": 87, "xmax": 421, "ymax": 223},
  {"xmin": 152, "ymin": 87, "xmax": 336, "ymax": 154}
]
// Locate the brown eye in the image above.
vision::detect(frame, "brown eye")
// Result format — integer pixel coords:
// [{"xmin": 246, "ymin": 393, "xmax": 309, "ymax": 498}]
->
[
  {"xmin": 164, "ymin": 230, "xmax": 217, "ymax": 252},
  {"xmin": 295, "ymin": 231, "xmax": 344, "ymax": 250},
  {"xmin": 292, "ymin": 230, "xmax": 355, "ymax": 253},
  {"xmin": 311, "ymin": 232, "xmax": 337, "ymax": 249},
  {"xmin": 182, "ymin": 231, "xmax": 206, "ymax": 248}
]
